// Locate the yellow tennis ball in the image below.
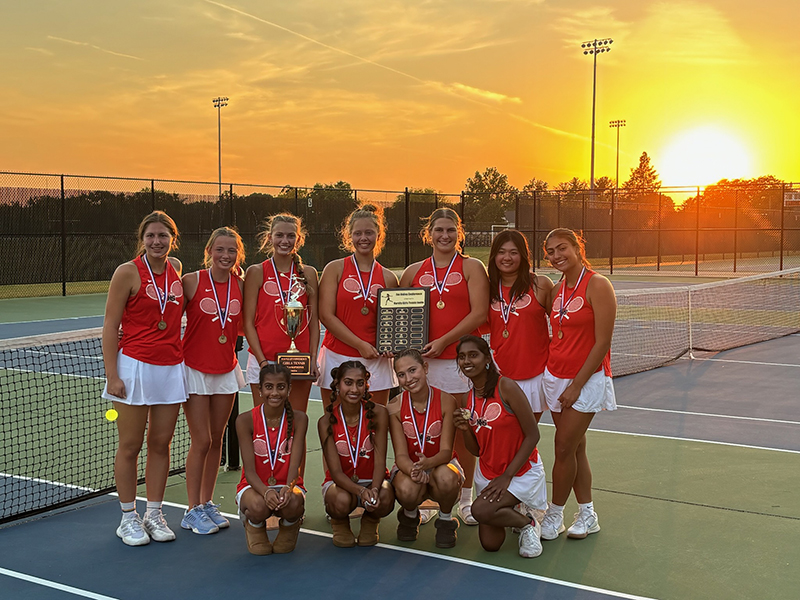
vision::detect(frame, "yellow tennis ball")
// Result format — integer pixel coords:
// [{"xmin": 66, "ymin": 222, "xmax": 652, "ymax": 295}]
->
[{"xmin": 105, "ymin": 408, "xmax": 119, "ymax": 422}]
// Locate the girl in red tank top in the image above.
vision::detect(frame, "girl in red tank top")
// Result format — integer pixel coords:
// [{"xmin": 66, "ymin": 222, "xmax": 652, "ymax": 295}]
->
[
  {"xmin": 399, "ymin": 207, "xmax": 489, "ymax": 526},
  {"xmin": 317, "ymin": 361, "xmax": 394, "ymax": 548},
  {"xmin": 236, "ymin": 364, "xmax": 308, "ymax": 555},
  {"xmin": 539, "ymin": 229, "xmax": 617, "ymax": 543},
  {"xmin": 318, "ymin": 204, "xmax": 399, "ymax": 406},
  {"xmin": 180, "ymin": 227, "xmax": 246, "ymax": 534},
  {"xmin": 487, "ymin": 230, "xmax": 553, "ymax": 420},
  {"xmin": 101, "ymin": 211, "xmax": 185, "ymax": 547},
  {"xmin": 388, "ymin": 349, "xmax": 462, "ymax": 548},
  {"xmin": 243, "ymin": 213, "xmax": 320, "ymax": 416},
  {"xmin": 453, "ymin": 335, "xmax": 545, "ymax": 558}
]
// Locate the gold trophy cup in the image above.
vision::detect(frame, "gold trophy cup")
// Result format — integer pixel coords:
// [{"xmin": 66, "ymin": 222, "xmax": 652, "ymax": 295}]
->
[{"xmin": 276, "ymin": 276, "xmax": 314, "ymax": 378}]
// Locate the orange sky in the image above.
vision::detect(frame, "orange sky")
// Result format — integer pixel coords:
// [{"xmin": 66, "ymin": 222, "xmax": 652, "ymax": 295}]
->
[{"xmin": 1, "ymin": 0, "xmax": 798, "ymax": 192}]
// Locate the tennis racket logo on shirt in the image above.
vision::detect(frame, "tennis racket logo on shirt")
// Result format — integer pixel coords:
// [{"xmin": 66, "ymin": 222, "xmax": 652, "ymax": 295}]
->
[
  {"xmin": 199, "ymin": 297, "xmax": 241, "ymax": 324},
  {"xmin": 263, "ymin": 273, "xmax": 306, "ymax": 304},
  {"xmin": 342, "ymin": 277, "xmax": 382, "ymax": 303},
  {"xmin": 551, "ymin": 296, "xmax": 585, "ymax": 320},
  {"xmin": 253, "ymin": 435, "xmax": 292, "ymax": 464},
  {"xmin": 418, "ymin": 272, "xmax": 463, "ymax": 292},
  {"xmin": 489, "ymin": 293, "xmax": 532, "ymax": 316},
  {"xmin": 334, "ymin": 432, "xmax": 373, "ymax": 458},
  {"xmin": 146, "ymin": 280, "xmax": 183, "ymax": 305},
  {"xmin": 471, "ymin": 402, "xmax": 502, "ymax": 431},
  {"xmin": 402, "ymin": 418, "xmax": 442, "ymax": 447}
]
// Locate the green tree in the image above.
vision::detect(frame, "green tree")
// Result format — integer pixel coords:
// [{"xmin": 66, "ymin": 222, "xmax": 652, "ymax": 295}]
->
[
  {"xmin": 522, "ymin": 177, "xmax": 549, "ymax": 194},
  {"xmin": 464, "ymin": 167, "xmax": 518, "ymax": 225},
  {"xmin": 623, "ymin": 152, "xmax": 661, "ymax": 193}
]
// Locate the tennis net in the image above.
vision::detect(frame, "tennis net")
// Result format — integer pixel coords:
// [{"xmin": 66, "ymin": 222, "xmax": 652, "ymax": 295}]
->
[
  {"xmin": 612, "ymin": 266, "xmax": 800, "ymax": 376},
  {"xmin": 0, "ymin": 328, "xmax": 191, "ymax": 524}
]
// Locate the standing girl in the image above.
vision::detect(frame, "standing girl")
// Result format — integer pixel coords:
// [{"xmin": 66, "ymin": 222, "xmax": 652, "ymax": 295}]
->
[
  {"xmin": 540, "ymin": 229, "xmax": 617, "ymax": 541},
  {"xmin": 453, "ymin": 335, "xmax": 546, "ymax": 558},
  {"xmin": 236, "ymin": 364, "xmax": 307, "ymax": 555},
  {"xmin": 388, "ymin": 349, "xmax": 462, "ymax": 548},
  {"xmin": 400, "ymin": 207, "xmax": 489, "ymax": 525},
  {"xmin": 318, "ymin": 204, "xmax": 399, "ymax": 406},
  {"xmin": 243, "ymin": 213, "xmax": 320, "ymax": 412},
  {"xmin": 487, "ymin": 230, "xmax": 553, "ymax": 422},
  {"xmin": 318, "ymin": 361, "xmax": 394, "ymax": 548},
  {"xmin": 102, "ymin": 211, "xmax": 185, "ymax": 546},
  {"xmin": 180, "ymin": 227, "xmax": 246, "ymax": 534}
]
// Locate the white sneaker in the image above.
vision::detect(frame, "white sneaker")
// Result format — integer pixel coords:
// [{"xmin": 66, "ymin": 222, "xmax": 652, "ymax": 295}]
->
[
  {"xmin": 457, "ymin": 503, "xmax": 477, "ymax": 526},
  {"xmin": 567, "ymin": 510, "xmax": 600, "ymax": 539},
  {"xmin": 518, "ymin": 522, "xmax": 543, "ymax": 558},
  {"xmin": 116, "ymin": 513, "xmax": 150, "ymax": 546},
  {"xmin": 143, "ymin": 509, "xmax": 176, "ymax": 542},
  {"xmin": 419, "ymin": 508, "xmax": 438, "ymax": 525},
  {"xmin": 540, "ymin": 509, "xmax": 565, "ymax": 540}
]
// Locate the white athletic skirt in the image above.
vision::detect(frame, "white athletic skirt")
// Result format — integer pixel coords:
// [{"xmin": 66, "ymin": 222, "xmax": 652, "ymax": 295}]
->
[
  {"xmin": 542, "ymin": 368, "xmax": 617, "ymax": 414},
  {"xmin": 426, "ymin": 357, "xmax": 471, "ymax": 395},
  {"xmin": 513, "ymin": 373, "xmax": 547, "ymax": 414},
  {"xmin": 315, "ymin": 345, "xmax": 398, "ymax": 391},
  {"xmin": 474, "ymin": 456, "xmax": 548, "ymax": 511},
  {"xmin": 245, "ymin": 353, "xmax": 276, "ymax": 385},
  {"xmin": 184, "ymin": 364, "xmax": 245, "ymax": 396},
  {"xmin": 102, "ymin": 351, "xmax": 187, "ymax": 406}
]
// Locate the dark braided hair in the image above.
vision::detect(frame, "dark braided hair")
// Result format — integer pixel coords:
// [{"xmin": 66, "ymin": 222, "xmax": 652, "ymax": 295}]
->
[
  {"xmin": 456, "ymin": 335, "xmax": 500, "ymax": 399},
  {"xmin": 327, "ymin": 361, "xmax": 375, "ymax": 440},
  {"xmin": 259, "ymin": 363, "xmax": 293, "ymax": 439}
]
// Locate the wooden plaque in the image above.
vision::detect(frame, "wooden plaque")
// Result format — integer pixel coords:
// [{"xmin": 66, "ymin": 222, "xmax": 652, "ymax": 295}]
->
[{"xmin": 376, "ymin": 288, "xmax": 429, "ymax": 354}]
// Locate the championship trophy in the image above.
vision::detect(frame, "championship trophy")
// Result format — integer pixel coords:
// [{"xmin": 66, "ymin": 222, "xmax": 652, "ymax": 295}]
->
[{"xmin": 276, "ymin": 275, "xmax": 314, "ymax": 379}]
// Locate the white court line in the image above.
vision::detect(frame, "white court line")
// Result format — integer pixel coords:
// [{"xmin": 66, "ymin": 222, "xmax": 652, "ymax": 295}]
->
[
  {"xmin": 0, "ymin": 315, "xmax": 103, "ymax": 326},
  {"xmin": 0, "ymin": 473, "xmax": 97, "ymax": 493},
  {"xmin": 0, "ymin": 567, "xmax": 119, "ymax": 600},
  {"xmin": 616, "ymin": 405, "xmax": 800, "ymax": 426},
  {"xmin": 682, "ymin": 356, "xmax": 800, "ymax": 368}
]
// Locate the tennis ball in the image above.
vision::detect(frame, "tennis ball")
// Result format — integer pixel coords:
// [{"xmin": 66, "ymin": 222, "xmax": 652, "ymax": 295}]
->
[{"xmin": 105, "ymin": 408, "xmax": 119, "ymax": 422}]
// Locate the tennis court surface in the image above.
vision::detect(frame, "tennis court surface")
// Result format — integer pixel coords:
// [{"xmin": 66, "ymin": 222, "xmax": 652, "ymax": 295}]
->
[{"xmin": 1, "ymin": 271, "xmax": 799, "ymax": 600}]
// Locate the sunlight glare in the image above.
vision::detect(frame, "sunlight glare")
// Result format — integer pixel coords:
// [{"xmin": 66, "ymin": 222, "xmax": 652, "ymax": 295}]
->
[{"xmin": 657, "ymin": 127, "xmax": 754, "ymax": 187}]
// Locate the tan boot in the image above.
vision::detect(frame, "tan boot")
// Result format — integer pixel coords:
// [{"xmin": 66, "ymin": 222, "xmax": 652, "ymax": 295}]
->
[
  {"xmin": 330, "ymin": 518, "xmax": 356, "ymax": 548},
  {"xmin": 272, "ymin": 518, "xmax": 303, "ymax": 554},
  {"xmin": 243, "ymin": 520, "xmax": 272, "ymax": 555},
  {"xmin": 357, "ymin": 514, "xmax": 381, "ymax": 547}
]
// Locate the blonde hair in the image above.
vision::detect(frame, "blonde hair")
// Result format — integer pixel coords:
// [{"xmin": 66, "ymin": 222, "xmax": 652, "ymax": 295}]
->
[
  {"xmin": 544, "ymin": 228, "xmax": 591, "ymax": 268},
  {"xmin": 420, "ymin": 207, "xmax": 465, "ymax": 251},
  {"xmin": 257, "ymin": 213, "xmax": 307, "ymax": 254},
  {"xmin": 135, "ymin": 211, "xmax": 179, "ymax": 257},
  {"xmin": 202, "ymin": 226, "xmax": 246, "ymax": 271},
  {"xmin": 339, "ymin": 203, "xmax": 386, "ymax": 256}
]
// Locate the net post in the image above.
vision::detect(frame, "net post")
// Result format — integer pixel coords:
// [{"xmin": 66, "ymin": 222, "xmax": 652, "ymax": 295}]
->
[
  {"xmin": 404, "ymin": 187, "xmax": 410, "ymax": 266},
  {"xmin": 695, "ymin": 186, "xmax": 700, "ymax": 276},
  {"xmin": 780, "ymin": 182, "xmax": 786, "ymax": 271},
  {"xmin": 688, "ymin": 286, "xmax": 694, "ymax": 359},
  {"xmin": 61, "ymin": 174, "xmax": 66, "ymax": 296}
]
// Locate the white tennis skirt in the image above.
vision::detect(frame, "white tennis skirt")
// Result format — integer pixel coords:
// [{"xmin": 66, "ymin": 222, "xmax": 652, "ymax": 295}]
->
[
  {"xmin": 184, "ymin": 364, "xmax": 245, "ymax": 396},
  {"xmin": 426, "ymin": 357, "xmax": 471, "ymax": 395},
  {"xmin": 102, "ymin": 351, "xmax": 187, "ymax": 406},
  {"xmin": 542, "ymin": 368, "xmax": 617, "ymax": 414},
  {"xmin": 315, "ymin": 345, "xmax": 398, "ymax": 391},
  {"xmin": 474, "ymin": 456, "xmax": 548, "ymax": 511}
]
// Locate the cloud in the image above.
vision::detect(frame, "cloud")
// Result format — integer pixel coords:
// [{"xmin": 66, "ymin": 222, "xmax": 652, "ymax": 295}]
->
[
  {"xmin": 449, "ymin": 83, "xmax": 522, "ymax": 104},
  {"xmin": 25, "ymin": 47, "xmax": 54, "ymax": 56},
  {"xmin": 46, "ymin": 36, "xmax": 143, "ymax": 61}
]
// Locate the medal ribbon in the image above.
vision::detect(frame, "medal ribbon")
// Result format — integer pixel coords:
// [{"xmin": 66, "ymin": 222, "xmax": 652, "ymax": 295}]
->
[
  {"xmin": 208, "ymin": 268, "xmax": 231, "ymax": 333},
  {"xmin": 557, "ymin": 267, "xmax": 586, "ymax": 328},
  {"xmin": 429, "ymin": 254, "xmax": 458, "ymax": 300},
  {"xmin": 339, "ymin": 404, "xmax": 363, "ymax": 475},
  {"xmin": 351, "ymin": 254, "xmax": 376, "ymax": 305},
  {"xmin": 498, "ymin": 283, "xmax": 520, "ymax": 330},
  {"xmin": 408, "ymin": 387, "xmax": 432, "ymax": 452},
  {"xmin": 142, "ymin": 254, "xmax": 168, "ymax": 318},
  {"xmin": 260, "ymin": 405, "xmax": 286, "ymax": 477},
  {"xmin": 270, "ymin": 258, "xmax": 295, "ymax": 306}
]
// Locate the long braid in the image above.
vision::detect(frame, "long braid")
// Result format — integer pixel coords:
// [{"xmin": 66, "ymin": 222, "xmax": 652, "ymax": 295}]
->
[
  {"xmin": 363, "ymin": 373, "xmax": 376, "ymax": 442},
  {"xmin": 327, "ymin": 366, "xmax": 341, "ymax": 437},
  {"xmin": 283, "ymin": 396, "xmax": 294, "ymax": 441}
]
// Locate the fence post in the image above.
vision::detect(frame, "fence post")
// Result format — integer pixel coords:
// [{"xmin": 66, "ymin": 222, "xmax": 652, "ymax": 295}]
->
[
  {"xmin": 150, "ymin": 179, "xmax": 155, "ymax": 211},
  {"xmin": 780, "ymin": 182, "xmax": 786, "ymax": 270},
  {"xmin": 514, "ymin": 192, "xmax": 520, "ymax": 232},
  {"xmin": 61, "ymin": 175, "xmax": 66, "ymax": 297},
  {"xmin": 657, "ymin": 192, "xmax": 662, "ymax": 271},
  {"xmin": 695, "ymin": 186, "xmax": 700, "ymax": 276},
  {"xmin": 460, "ymin": 191, "xmax": 465, "ymax": 221},
  {"xmin": 294, "ymin": 187, "xmax": 299, "ymax": 216},
  {"xmin": 733, "ymin": 188, "xmax": 738, "ymax": 273},
  {"xmin": 609, "ymin": 189, "xmax": 615, "ymax": 274},
  {"xmin": 404, "ymin": 187, "xmax": 410, "ymax": 266},
  {"xmin": 534, "ymin": 190, "xmax": 540, "ymax": 270}
]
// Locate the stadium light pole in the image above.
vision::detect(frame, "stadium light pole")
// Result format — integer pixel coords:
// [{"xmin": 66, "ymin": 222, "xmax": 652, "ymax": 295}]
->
[
  {"xmin": 609, "ymin": 119, "xmax": 626, "ymax": 190},
  {"xmin": 212, "ymin": 96, "xmax": 229, "ymax": 199},
  {"xmin": 581, "ymin": 38, "xmax": 613, "ymax": 196}
]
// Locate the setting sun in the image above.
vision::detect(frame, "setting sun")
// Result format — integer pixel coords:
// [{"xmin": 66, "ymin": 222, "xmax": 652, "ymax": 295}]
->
[{"xmin": 657, "ymin": 127, "xmax": 754, "ymax": 188}]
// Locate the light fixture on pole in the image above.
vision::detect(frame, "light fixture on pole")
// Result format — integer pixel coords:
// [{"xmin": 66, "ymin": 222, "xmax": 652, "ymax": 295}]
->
[
  {"xmin": 212, "ymin": 96, "xmax": 229, "ymax": 199},
  {"xmin": 609, "ymin": 119, "xmax": 626, "ymax": 190},
  {"xmin": 581, "ymin": 38, "xmax": 613, "ymax": 196}
]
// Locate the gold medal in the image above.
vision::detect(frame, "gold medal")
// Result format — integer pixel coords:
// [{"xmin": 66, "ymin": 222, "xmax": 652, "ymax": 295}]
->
[
  {"xmin": 157, "ymin": 320, "xmax": 167, "ymax": 330},
  {"xmin": 437, "ymin": 300, "xmax": 445, "ymax": 310},
  {"xmin": 361, "ymin": 305, "xmax": 369, "ymax": 315},
  {"xmin": 557, "ymin": 329, "xmax": 563, "ymax": 339},
  {"xmin": 218, "ymin": 334, "xmax": 227, "ymax": 344},
  {"xmin": 502, "ymin": 329, "xmax": 509, "ymax": 339},
  {"xmin": 268, "ymin": 476, "xmax": 277, "ymax": 486},
  {"xmin": 351, "ymin": 474, "xmax": 360, "ymax": 483}
]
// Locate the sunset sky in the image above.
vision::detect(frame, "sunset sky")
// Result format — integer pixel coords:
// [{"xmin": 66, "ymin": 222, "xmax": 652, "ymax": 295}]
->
[{"xmin": 2, "ymin": 0, "xmax": 798, "ymax": 192}]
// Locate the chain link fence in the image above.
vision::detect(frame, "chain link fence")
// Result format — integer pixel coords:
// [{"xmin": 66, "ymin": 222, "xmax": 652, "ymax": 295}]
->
[{"xmin": 1, "ymin": 171, "xmax": 798, "ymax": 298}]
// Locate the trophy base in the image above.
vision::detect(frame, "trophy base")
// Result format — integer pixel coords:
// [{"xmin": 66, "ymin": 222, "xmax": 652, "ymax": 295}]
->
[{"xmin": 276, "ymin": 352, "xmax": 315, "ymax": 380}]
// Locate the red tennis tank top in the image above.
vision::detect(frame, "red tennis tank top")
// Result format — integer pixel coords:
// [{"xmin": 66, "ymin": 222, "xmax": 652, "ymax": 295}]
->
[
  {"xmin": 489, "ymin": 283, "xmax": 549, "ymax": 380},
  {"xmin": 399, "ymin": 387, "xmax": 448, "ymax": 459},
  {"xmin": 236, "ymin": 405, "xmax": 303, "ymax": 492},
  {"xmin": 547, "ymin": 270, "xmax": 612, "ymax": 379},
  {"xmin": 323, "ymin": 404, "xmax": 388, "ymax": 484},
  {"xmin": 119, "ymin": 256, "xmax": 183, "ymax": 365},
  {"xmin": 468, "ymin": 379, "xmax": 538, "ymax": 480},
  {"xmin": 183, "ymin": 270, "xmax": 243, "ymax": 374},
  {"xmin": 322, "ymin": 257, "xmax": 387, "ymax": 355},
  {"xmin": 250, "ymin": 260, "xmax": 310, "ymax": 361}
]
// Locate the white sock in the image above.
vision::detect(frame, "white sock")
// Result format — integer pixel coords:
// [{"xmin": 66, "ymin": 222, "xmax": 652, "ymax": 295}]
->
[
  {"xmin": 120, "ymin": 501, "xmax": 136, "ymax": 513},
  {"xmin": 281, "ymin": 518, "xmax": 297, "ymax": 526},
  {"xmin": 459, "ymin": 487, "xmax": 473, "ymax": 505},
  {"xmin": 578, "ymin": 502, "xmax": 594, "ymax": 514},
  {"xmin": 146, "ymin": 501, "xmax": 162, "ymax": 514},
  {"xmin": 547, "ymin": 502, "xmax": 565, "ymax": 516},
  {"xmin": 404, "ymin": 508, "xmax": 419, "ymax": 519},
  {"xmin": 438, "ymin": 511, "xmax": 452, "ymax": 521},
  {"xmin": 248, "ymin": 520, "xmax": 265, "ymax": 528}
]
